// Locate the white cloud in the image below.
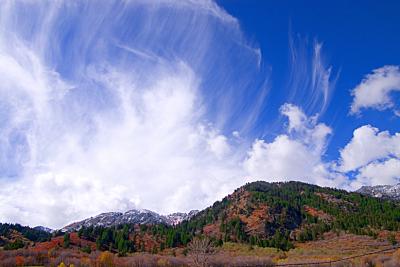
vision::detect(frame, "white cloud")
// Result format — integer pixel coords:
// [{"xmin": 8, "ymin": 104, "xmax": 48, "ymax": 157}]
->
[
  {"xmin": 350, "ymin": 65, "xmax": 400, "ymax": 114},
  {"xmin": 280, "ymin": 103, "xmax": 332, "ymax": 154},
  {"xmin": 338, "ymin": 125, "xmax": 400, "ymax": 172},
  {"xmin": 207, "ymin": 134, "xmax": 231, "ymax": 159},
  {"xmin": 286, "ymin": 37, "xmax": 337, "ymax": 116},
  {"xmin": 0, "ymin": 59, "xmax": 246, "ymax": 228},
  {"xmin": 350, "ymin": 158, "xmax": 400, "ymax": 189},
  {"xmin": 0, "ymin": 0, "xmax": 260, "ymax": 229},
  {"xmin": 280, "ymin": 104, "xmax": 308, "ymax": 132},
  {"xmin": 243, "ymin": 104, "xmax": 345, "ymax": 188}
]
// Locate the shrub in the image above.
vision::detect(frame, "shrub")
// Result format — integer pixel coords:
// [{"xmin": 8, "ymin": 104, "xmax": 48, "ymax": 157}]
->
[
  {"xmin": 15, "ymin": 256, "xmax": 24, "ymax": 266},
  {"xmin": 81, "ymin": 245, "xmax": 92, "ymax": 254},
  {"xmin": 98, "ymin": 251, "xmax": 114, "ymax": 267},
  {"xmin": 188, "ymin": 236, "xmax": 215, "ymax": 267},
  {"xmin": 4, "ymin": 239, "xmax": 24, "ymax": 250}
]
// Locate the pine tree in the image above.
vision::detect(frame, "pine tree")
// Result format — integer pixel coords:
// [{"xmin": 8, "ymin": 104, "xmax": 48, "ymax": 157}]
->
[{"xmin": 63, "ymin": 233, "xmax": 70, "ymax": 248}]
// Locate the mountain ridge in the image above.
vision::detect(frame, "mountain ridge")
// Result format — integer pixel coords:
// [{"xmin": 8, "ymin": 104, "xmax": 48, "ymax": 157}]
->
[
  {"xmin": 356, "ymin": 183, "xmax": 400, "ymax": 200},
  {"xmin": 61, "ymin": 209, "xmax": 199, "ymax": 232}
]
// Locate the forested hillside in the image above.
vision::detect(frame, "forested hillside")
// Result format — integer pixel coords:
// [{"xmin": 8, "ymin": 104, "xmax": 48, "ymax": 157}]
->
[
  {"xmin": 70, "ymin": 181, "xmax": 400, "ymax": 254},
  {"xmin": 0, "ymin": 223, "xmax": 51, "ymax": 250},
  {"xmin": 2, "ymin": 181, "xmax": 400, "ymax": 266}
]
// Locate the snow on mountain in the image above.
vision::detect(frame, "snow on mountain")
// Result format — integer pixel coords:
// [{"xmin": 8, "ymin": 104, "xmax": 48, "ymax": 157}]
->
[
  {"xmin": 33, "ymin": 226, "xmax": 54, "ymax": 233},
  {"xmin": 61, "ymin": 209, "xmax": 199, "ymax": 232},
  {"xmin": 356, "ymin": 183, "xmax": 400, "ymax": 200},
  {"xmin": 165, "ymin": 210, "xmax": 199, "ymax": 225}
]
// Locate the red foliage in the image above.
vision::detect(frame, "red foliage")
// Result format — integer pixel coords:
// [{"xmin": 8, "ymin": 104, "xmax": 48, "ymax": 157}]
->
[
  {"xmin": 32, "ymin": 236, "xmax": 63, "ymax": 251},
  {"xmin": 32, "ymin": 233, "xmax": 96, "ymax": 252}
]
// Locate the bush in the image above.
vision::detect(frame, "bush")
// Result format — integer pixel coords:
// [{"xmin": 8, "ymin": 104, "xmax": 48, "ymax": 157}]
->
[
  {"xmin": 98, "ymin": 251, "xmax": 114, "ymax": 267},
  {"xmin": 15, "ymin": 256, "xmax": 24, "ymax": 266},
  {"xmin": 4, "ymin": 239, "xmax": 24, "ymax": 250},
  {"xmin": 81, "ymin": 245, "xmax": 92, "ymax": 254}
]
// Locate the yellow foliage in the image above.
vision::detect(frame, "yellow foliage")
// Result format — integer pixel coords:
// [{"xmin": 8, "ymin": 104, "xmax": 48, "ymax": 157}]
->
[
  {"xmin": 58, "ymin": 262, "xmax": 66, "ymax": 267},
  {"xmin": 98, "ymin": 251, "xmax": 115, "ymax": 267},
  {"xmin": 157, "ymin": 258, "xmax": 169, "ymax": 266},
  {"xmin": 81, "ymin": 257, "xmax": 91, "ymax": 266}
]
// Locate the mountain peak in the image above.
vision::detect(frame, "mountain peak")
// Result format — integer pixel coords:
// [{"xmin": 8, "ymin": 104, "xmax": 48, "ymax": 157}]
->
[{"xmin": 356, "ymin": 183, "xmax": 400, "ymax": 200}]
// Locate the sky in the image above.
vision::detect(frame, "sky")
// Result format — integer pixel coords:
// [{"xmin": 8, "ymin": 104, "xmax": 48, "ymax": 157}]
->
[{"xmin": 0, "ymin": 0, "xmax": 399, "ymax": 229}]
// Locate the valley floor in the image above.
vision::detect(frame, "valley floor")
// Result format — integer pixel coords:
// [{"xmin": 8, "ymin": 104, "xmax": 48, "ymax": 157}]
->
[{"xmin": 1, "ymin": 232, "xmax": 400, "ymax": 266}]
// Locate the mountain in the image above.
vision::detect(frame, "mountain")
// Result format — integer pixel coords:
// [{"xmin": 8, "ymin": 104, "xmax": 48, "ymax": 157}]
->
[
  {"xmin": 75, "ymin": 181, "xmax": 400, "ymax": 253},
  {"xmin": 61, "ymin": 209, "xmax": 199, "ymax": 232},
  {"xmin": 164, "ymin": 181, "xmax": 400, "ymax": 250},
  {"xmin": 356, "ymin": 183, "xmax": 400, "ymax": 200}
]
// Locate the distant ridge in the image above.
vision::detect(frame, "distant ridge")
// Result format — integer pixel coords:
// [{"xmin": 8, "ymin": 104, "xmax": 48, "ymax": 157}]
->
[
  {"xmin": 33, "ymin": 226, "xmax": 53, "ymax": 233},
  {"xmin": 356, "ymin": 183, "xmax": 400, "ymax": 200},
  {"xmin": 61, "ymin": 209, "xmax": 199, "ymax": 232}
]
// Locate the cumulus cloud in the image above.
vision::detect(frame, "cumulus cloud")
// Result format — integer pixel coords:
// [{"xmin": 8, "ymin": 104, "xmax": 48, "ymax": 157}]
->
[
  {"xmin": 350, "ymin": 158, "xmax": 400, "ymax": 189},
  {"xmin": 336, "ymin": 125, "xmax": 400, "ymax": 189},
  {"xmin": 350, "ymin": 65, "xmax": 400, "ymax": 114},
  {"xmin": 243, "ymin": 104, "xmax": 346, "ymax": 188},
  {"xmin": 338, "ymin": 125, "xmax": 400, "ymax": 172}
]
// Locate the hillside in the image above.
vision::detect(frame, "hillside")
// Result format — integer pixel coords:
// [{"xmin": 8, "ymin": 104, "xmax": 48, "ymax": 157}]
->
[
  {"xmin": 174, "ymin": 181, "xmax": 400, "ymax": 250},
  {"xmin": 57, "ymin": 181, "xmax": 400, "ymax": 255},
  {"xmin": 0, "ymin": 223, "xmax": 51, "ymax": 250}
]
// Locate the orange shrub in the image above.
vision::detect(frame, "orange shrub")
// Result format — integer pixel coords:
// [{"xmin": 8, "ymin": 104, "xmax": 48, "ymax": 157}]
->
[{"xmin": 15, "ymin": 256, "xmax": 24, "ymax": 266}]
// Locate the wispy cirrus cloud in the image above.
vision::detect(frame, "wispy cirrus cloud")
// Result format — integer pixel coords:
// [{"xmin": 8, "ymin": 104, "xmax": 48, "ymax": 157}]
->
[{"xmin": 286, "ymin": 35, "xmax": 338, "ymax": 117}]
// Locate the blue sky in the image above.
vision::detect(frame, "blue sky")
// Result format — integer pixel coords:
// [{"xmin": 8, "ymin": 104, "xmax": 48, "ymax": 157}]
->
[
  {"xmin": 218, "ymin": 0, "xmax": 400, "ymax": 159},
  {"xmin": 0, "ymin": 0, "xmax": 399, "ymax": 228}
]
